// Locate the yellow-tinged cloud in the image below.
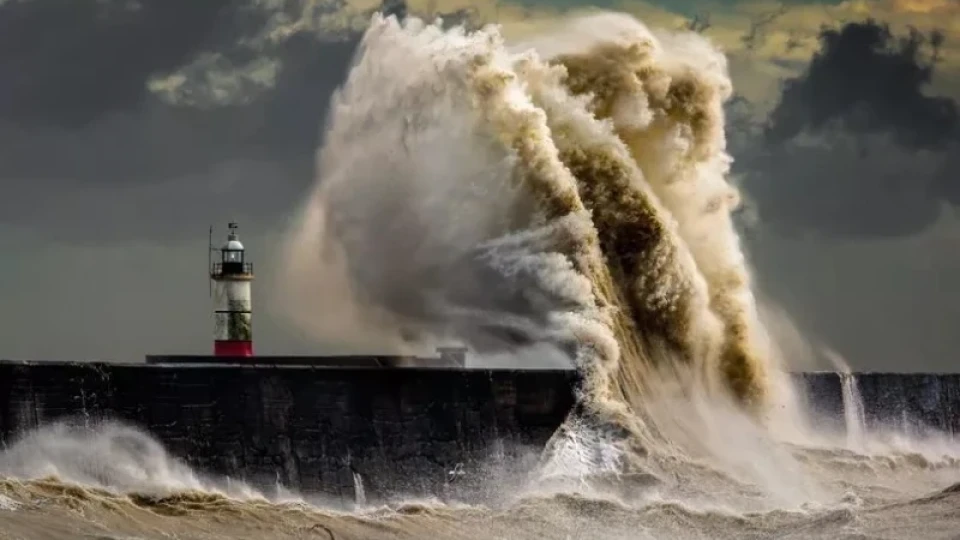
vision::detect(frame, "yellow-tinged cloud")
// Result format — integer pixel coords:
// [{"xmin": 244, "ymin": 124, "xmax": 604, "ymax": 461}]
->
[
  {"xmin": 892, "ymin": 0, "xmax": 955, "ymax": 13},
  {"xmin": 146, "ymin": 0, "xmax": 960, "ymax": 109},
  {"xmin": 614, "ymin": 0, "xmax": 960, "ymax": 108},
  {"xmin": 362, "ymin": 0, "xmax": 960, "ymax": 108}
]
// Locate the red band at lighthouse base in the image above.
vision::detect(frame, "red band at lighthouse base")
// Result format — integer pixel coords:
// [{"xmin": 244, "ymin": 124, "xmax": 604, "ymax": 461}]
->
[{"xmin": 214, "ymin": 340, "xmax": 253, "ymax": 357}]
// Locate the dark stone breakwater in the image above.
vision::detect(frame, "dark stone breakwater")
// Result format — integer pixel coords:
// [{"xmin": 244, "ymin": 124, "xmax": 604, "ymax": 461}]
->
[{"xmin": 0, "ymin": 360, "xmax": 956, "ymax": 505}]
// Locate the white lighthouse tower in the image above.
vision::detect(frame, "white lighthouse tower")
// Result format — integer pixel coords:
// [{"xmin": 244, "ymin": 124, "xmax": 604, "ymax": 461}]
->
[{"xmin": 209, "ymin": 222, "xmax": 254, "ymax": 357}]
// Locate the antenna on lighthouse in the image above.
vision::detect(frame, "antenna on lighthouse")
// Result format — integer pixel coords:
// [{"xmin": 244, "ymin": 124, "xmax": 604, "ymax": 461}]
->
[{"xmin": 208, "ymin": 225, "xmax": 214, "ymax": 298}]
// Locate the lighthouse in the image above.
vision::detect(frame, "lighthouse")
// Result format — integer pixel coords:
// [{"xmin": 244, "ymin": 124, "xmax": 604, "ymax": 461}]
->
[{"xmin": 210, "ymin": 222, "xmax": 254, "ymax": 356}]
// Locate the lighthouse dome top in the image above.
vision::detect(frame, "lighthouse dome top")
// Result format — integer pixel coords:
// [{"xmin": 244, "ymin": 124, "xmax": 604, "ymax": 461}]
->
[
  {"xmin": 222, "ymin": 222, "xmax": 244, "ymax": 251},
  {"xmin": 212, "ymin": 223, "xmax": 253, "ymax": 280},
  {"xmin": 223, "ymin": 236, "xmax": 244, "ymax": 251}
]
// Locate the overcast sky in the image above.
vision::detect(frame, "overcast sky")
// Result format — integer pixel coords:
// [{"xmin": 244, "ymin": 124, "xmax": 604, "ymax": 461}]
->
[{"xmin": 1, "ymin": 0, "xmax": 958, "ymax": 372}]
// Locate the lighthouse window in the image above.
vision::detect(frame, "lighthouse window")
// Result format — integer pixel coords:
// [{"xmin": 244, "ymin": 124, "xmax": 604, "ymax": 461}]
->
[{"xmin": 223, "ymin": 250, "xmax": 243, "ymax": 263}]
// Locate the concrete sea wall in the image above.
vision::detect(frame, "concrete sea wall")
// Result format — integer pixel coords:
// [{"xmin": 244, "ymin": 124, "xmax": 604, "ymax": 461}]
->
[
  {"xmin": 0, "ymin": 362, "xmax": 957, "ymax": 505},
  {"xmin": 0, "ymin": 361, "xmax": 576, "ymax": 505},
  {"xmin": 795, "ymin": 371, "xmax": 960, "ymax": 436}
]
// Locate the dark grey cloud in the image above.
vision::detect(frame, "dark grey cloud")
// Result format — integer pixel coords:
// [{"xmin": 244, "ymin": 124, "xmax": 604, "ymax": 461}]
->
[
  {"xmin": 381, "ymin": 0, "xmax": 408, "ymax": 20},
  {"xmin": 0, "ymin": 0, "xmax": 230, "ymax": 128},
  {"xmin": 0, "ymin": 0, "xmax": 363, "ymax": 244},
  {"xmin": 734, "ymin": 19, "xmax": 960, "ymax": 238},
  {"xmin": 765, "ymin": 20, "xmax": 958, "ymax": 149}
]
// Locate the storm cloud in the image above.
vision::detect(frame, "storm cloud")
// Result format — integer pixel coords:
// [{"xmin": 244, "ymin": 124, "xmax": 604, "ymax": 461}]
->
[
  {"xmin": 736, "ymin": 19, "xmax": 960, "ymax": 238},
  {"xmin": 0, "ymin": 0, "xmax": 362, "ymax": 243},
  {"xmin": 766, "ymin": 20, "xmax": 958, "ymax": 149},
  {"xmin": 2, "ymin": 1, "xmax": 959, "ymax": 369},
  {"xmin": 0, "ymin": 0, "xmax": 230, "ymax": 128}
]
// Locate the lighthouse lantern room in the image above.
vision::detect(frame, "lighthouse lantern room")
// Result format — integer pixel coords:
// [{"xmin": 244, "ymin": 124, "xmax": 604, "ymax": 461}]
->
[{"xmin": 210, "ymin": 222, "xmax": 254, "ymax": 356}]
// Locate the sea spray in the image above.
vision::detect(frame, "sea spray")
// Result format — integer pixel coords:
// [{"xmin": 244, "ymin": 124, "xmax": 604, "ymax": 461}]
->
[
  {"xmin": 0, "ymin": 420, "xmax": 263, "ymax": 500},
  {"xmin": 546, "ymin": 16, "xmax": 768, "ymax": 408},
  {"xmin": 277, "ymin": 12, "xmax": 777, "ymax": 481}
]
